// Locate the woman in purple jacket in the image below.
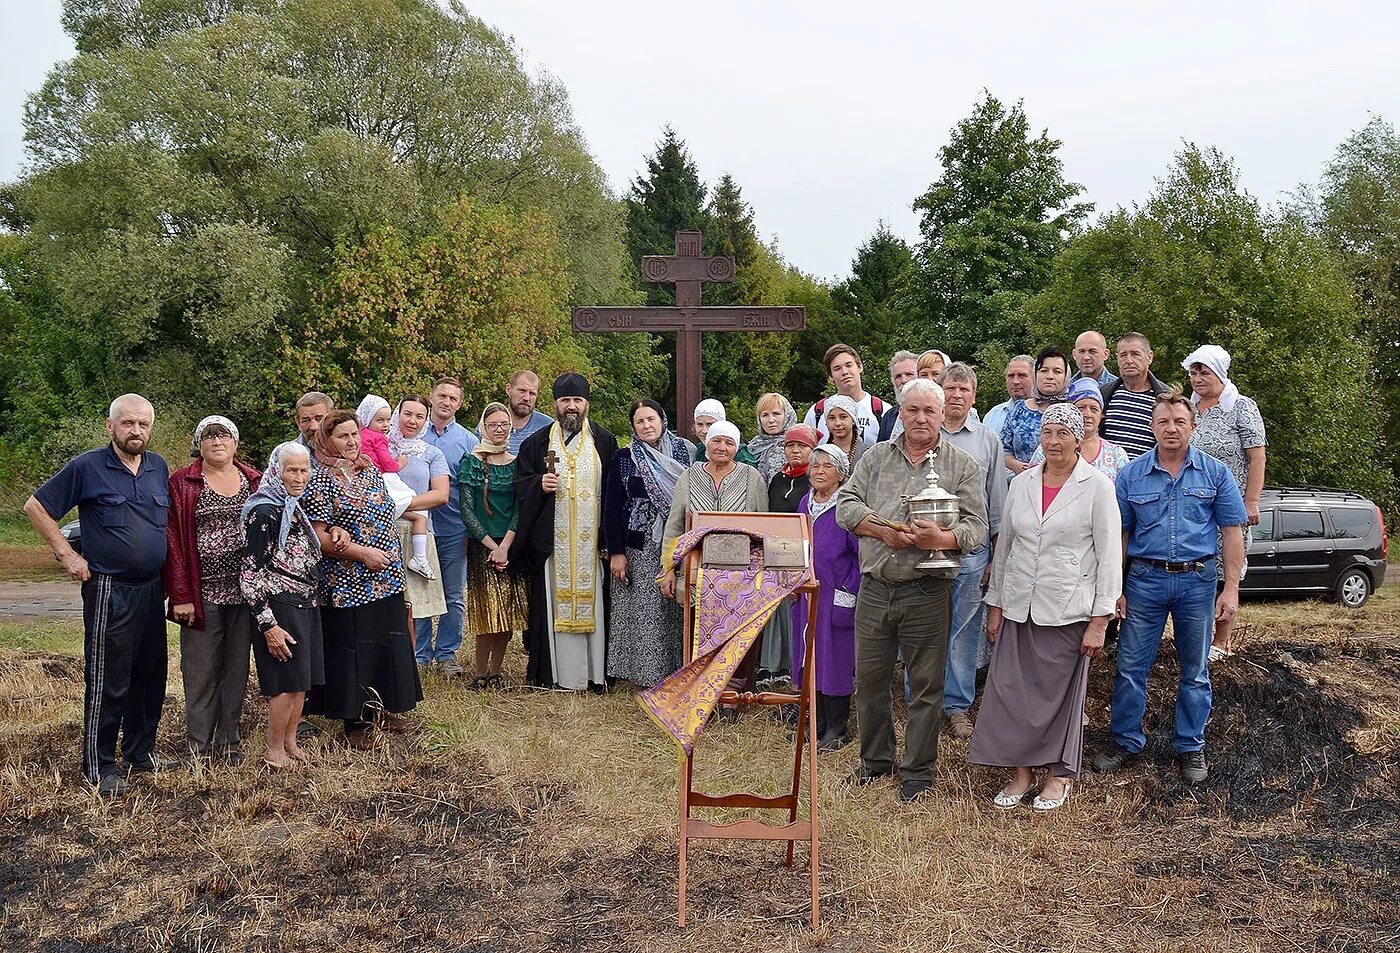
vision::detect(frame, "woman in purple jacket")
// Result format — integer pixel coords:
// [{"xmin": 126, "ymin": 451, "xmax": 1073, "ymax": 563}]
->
[{"xmin": 793, "ymin": 443, "xmax": 862, "ymax": 751}]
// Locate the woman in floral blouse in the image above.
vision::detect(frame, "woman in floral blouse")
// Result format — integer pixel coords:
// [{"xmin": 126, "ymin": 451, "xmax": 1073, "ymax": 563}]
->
[
  {"xmin": 164, "ymin": 415, "xmax": 261, "ymax": 764},
  {"xmin": 240, "ymin": 442, "xmax": 323, "ymax": 769},
  {"xmin": 1184, "ymin": 344, "xmax": 1267, "ymax": 658},
  {"xmin": 302, "ymin": 411, "xmax": 422, "ymax": 750}
]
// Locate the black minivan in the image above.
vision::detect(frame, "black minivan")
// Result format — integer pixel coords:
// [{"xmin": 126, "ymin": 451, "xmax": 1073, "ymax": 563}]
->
[{"xmin": 1241, "ymin": 487, "xmax": 1388, "ymax": 608}]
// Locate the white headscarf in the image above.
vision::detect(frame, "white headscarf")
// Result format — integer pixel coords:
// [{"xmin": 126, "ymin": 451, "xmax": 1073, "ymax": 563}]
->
[
  {"xmin": 705, "ymin": 420, "xmax": 742, "ymax": 448},
  {"xmin": 693, "ymin": 398, "xmax": 726, "ymax": 422},
  {"xmin": 390, "ymin": 400, "xmax": 429, "ymax": 457},
  {"xmin": 811, "ymin": 443, "xmax": 851, "ymax": 479},
  {"xmin": 821, "ymin": 394, "xmax": 865, "ymax": 443},
  {"xmin": 1181, "ymin": 344, "xmax": 1240, "ymax": 414},
  {"xmin": 356, "ymin": 394, "xmax": 389, "ymax": 429},
  {"xmin": 191, "ymin": 415, "xmax": 239, "ymax": 457}
]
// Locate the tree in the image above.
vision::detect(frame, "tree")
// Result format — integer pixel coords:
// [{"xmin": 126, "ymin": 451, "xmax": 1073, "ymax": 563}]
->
[
  {"xmin": 1304, "ymin": 116, "xmax": 1400, "ymax": 477},
  {"xmin": 698, "ymin": 175, "xmax": 806, "ymax": 423},
  {"xmin": 911, "ymin": 91, "xmax": 1090, "ymax": 368},
  {"xmin": 1024, "ymin": 145, "xmax": 1393, "ymax": 503},
  {"xmin": 792, "ymin": 222, "xmax": 918, "ymax": 403},
  {"xmin": 626, "ymin": 128, "xmax": 709, "ymax": 306},
  {"xmin": 622, "ymin": 136, "xmax": 821, "ymax": 425},
  {"xmin": 2, "ymin": 0, "xmax": 639, "ymax": 460},
  {"xmin": 277, "ymin": 198, "xmax": 575, "ymax": 410}
]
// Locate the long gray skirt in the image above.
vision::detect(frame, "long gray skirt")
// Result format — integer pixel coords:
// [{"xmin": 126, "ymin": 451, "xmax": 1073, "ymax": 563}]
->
[
  {"xmin": 606, "ymin": 543, "xmax": 683, "ymax": 687},
  {"xmin": 968, "ymin": 617, "xmax": 1089, "ymax": 779}
]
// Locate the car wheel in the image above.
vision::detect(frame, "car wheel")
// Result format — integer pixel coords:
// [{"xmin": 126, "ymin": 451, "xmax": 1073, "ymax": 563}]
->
[{"xmin": 1335, "ymin": 568, "xmax": 1371, "ymax": 608}]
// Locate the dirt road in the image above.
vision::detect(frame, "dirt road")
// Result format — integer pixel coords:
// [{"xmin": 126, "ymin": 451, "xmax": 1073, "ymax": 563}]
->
[{"xmin": 0, "ymin": 580, "xmax": 82, "ymax": 621}]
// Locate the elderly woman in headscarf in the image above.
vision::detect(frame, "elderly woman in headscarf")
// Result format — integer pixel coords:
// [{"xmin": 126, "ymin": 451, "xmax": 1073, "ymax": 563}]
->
[
  {"xmin": 1002, "ymin": 345, "xmax": 1071, "ymax": 474},
  {"xmin": 793, "ymin": 443, "xmax": 862, "ymax": 751},
  {"xmin": 660, "ymin": 419, "xmax": 769, "ymax": 722},
  {"xmin": 164, "ymin": 415, "xmax": 261, "ymax": 765},
  {"xmin": 692, "ymin": 397, "xmax": 758, "ymax": 466},
  {"xmin": 603, "ymin": 398, "xmax": 695, "ymax": 687},
  {"xmin": 972, "ymin": 403, "xmax": 1121, "ymax": 811},
  {"xmin": 459, "ymin": 401, "xmax": 528, "ymax": 690},
  {"xmin": 240, "ymin": 442, "xmax": 324, "ymax": 770},
  {"xmin": 1030, "ymin": 378, "xmax": 1130, "ymax": 481},
  {"xmin": 1183, "ymin": 344, "xmax": 1267, "ymax": 659},
  {"xmin": 747, "ymin": 393, "xmax": 798, "ymax": 484},
  {"xmin": 819, "ymin": 394, "xmax": 865, "ymax": 469}
]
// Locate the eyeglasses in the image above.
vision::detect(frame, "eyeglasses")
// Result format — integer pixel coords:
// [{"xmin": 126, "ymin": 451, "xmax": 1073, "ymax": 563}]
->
[
  {"xmin": 484, "ymin": 421, "xmax": 511, "ymax": 430},
  {"xmin": 201, "ymin": 433, "xmax": 234, "ymax": 443}
]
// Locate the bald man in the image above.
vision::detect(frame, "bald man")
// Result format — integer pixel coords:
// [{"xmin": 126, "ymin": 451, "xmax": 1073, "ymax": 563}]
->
[
  {"xmin": 23, "ymin": 395, "xmax": 175, "ymax": 796},
  {"xmin": 1071, "ymin": 331, "xmax": 1119, "ymax": 387}
]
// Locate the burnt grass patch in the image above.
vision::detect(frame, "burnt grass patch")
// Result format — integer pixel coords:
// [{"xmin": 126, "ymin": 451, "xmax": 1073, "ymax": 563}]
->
[
  {"xmin": 1103, "ymin": 635, "xmax": 1400, "ymax": 943},
  {"xmin": 1085, "ymin": 636, "xmax": 1398, "ymax": 823}
]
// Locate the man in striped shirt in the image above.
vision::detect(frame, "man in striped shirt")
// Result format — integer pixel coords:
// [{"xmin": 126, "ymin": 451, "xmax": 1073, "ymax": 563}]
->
[{"xmin": 1100, "ymin": 332, "xmax": 1169, "ymax": 459}]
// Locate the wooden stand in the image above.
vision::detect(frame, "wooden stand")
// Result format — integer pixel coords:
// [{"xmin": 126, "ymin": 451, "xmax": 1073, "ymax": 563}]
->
[{"xmin": 676, "ymin": 512, "xmax": 820, "ymax": 929}]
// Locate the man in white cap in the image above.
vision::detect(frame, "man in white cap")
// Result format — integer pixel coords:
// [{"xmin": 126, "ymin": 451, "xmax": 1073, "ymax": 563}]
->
[{"xmin": 511, "ymin": 373, "xmax": 619, "ymax": 690}]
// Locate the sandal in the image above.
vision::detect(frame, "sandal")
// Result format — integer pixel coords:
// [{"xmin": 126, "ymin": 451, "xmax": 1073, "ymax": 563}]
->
[
  {"xmin": 1033, "ymin": 782, "xmax": 1071, "ymax": 811},
  {"xmin": 993, "ymin": 786, "xmax": 1031, "ymax": 809}
]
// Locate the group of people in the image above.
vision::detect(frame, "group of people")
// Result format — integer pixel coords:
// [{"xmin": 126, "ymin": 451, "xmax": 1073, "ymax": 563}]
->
[{"xmin": 24, "ymin": 331, "xmax": 1266, "ymax": 809}]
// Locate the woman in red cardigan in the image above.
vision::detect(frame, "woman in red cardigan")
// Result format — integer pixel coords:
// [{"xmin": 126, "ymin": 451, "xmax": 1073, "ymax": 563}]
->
[{"xmin": 164, "ymin": 416, "xmax": 262, "ymax": 764}]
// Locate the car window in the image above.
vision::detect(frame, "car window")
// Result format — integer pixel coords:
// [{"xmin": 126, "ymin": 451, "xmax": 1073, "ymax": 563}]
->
[
  {"xmin": 1280, "ymin": 510, "xmax": 1326, "ymax": 540},
  {"xmin": 1254, "ymin": 510, "xmax": 1274, "ymax": 542},
  {"xmin": 1329, "ymin": 507, "xmax": 1375, "ymax": 540}
]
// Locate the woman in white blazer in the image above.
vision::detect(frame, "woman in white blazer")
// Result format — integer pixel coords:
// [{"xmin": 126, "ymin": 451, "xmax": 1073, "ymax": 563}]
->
[{"xmin": 969, "ymin": 403, "xmax": 1122, "ymax": 811}]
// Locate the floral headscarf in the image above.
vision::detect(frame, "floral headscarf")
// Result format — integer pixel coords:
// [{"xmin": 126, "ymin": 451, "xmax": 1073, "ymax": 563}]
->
[
  {"xmin": 1041, "ymin": 402, "xmax": 1085, "ymax": 441},
  {"xmin": 190, "ymin": 414, "xmax": 238, "ymax": 458},
  {"xmin": 240, "ymin": 442, "xmax": 320, "ymax": 554}
]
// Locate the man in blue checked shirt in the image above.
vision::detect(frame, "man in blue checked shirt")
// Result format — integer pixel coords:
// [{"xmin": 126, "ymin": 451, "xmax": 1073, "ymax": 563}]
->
[{"xmin": 1092, "ymin": 388, "xmax": 1246, "ymax": 785}]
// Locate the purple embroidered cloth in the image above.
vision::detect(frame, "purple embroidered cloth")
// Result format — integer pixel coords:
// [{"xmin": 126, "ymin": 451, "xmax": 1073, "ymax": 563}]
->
[{"xmin": 639, "ymin": 525, "xmax": 811, "ymax": 753}]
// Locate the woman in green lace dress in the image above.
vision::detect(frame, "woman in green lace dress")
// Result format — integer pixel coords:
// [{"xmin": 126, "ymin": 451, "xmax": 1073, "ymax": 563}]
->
[{"xmin": 458, "ymin": 403, "xmax": 528, "ymax": 690}]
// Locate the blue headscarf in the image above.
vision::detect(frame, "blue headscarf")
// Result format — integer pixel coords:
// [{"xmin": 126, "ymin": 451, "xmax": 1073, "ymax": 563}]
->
[{"xmin": 241, "ymin": 442, "xmax": 321, "ymax": 554}]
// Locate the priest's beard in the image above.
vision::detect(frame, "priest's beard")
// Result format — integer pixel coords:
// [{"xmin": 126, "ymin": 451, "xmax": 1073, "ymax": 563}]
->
[{"xmin": 561, "ymin": 411, "xmax": 583, "ymax": 436}]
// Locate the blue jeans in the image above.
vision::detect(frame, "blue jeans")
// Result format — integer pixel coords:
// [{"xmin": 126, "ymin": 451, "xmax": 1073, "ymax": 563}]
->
[
  {"xmin": 943, "ymin": 544, "xmax": 989, "ymax": 715},
  {"xmin": 1109, "ymin": 560, "xmax": 1216, "ymax": 754},
  {"xmin": 415, "ymin": 529, "xmax": 467, "ymax": 664}
]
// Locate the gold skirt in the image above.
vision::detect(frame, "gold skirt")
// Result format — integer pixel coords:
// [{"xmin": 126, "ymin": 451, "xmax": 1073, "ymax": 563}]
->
[{"xmin": 464, "ymin": 539, "xmax": 528, "ymax": 638}]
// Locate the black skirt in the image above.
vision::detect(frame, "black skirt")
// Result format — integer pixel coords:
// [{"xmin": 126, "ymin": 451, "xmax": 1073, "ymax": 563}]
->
[
  {"xmin": 251, "ymin": 596, "xmax": 326, "ymax": 697},
  {"xmin": 306, "ymin": 592, "xmax": 423, "ymax": 720}
]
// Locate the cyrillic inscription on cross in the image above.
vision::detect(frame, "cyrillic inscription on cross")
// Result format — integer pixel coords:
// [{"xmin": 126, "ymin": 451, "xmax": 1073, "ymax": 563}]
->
[{"xmin": 571, "ymin": 229, "xmax": 806, "ymax": 432}]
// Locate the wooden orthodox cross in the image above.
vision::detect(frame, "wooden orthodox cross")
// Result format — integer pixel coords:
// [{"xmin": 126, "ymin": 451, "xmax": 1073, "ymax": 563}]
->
[{"xmin": 571, "ymin": 230, "xmax": 806, "ymax": 433}]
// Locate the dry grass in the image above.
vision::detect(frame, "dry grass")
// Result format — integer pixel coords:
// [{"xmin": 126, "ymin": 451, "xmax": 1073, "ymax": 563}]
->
[{"xmin": 2, "ymin": 589, "xmax": 1398, "ymax": 952}]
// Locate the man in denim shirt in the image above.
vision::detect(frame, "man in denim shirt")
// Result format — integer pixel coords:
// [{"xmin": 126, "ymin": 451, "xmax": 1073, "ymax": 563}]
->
[{"xmin": 1093, "ymin": 389, "xmax": 1246, "ymax": 784}]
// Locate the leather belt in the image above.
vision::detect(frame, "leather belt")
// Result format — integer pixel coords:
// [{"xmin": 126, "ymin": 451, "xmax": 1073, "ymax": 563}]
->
[{"xmin": 1138, "ymin": 558, "xmax": 1213, "ymax": 573}]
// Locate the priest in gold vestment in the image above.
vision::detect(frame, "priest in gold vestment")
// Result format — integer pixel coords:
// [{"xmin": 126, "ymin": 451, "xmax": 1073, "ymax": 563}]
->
[{"xmin": 511, "ymin": 374, "xmax": 618, "ymax": 689}]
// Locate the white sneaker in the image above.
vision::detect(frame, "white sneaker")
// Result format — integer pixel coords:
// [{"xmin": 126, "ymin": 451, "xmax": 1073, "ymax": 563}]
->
[{"xmin": 407, "ymin": 556, "xmax": 436, "ymax": 580}]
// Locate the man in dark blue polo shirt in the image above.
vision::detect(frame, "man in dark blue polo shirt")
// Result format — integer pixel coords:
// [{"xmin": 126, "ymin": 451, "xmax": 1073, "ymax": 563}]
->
[
  {"xmin": 1092, "ymin": 388, "xmax": 1247, "ymax": 785},
  {"xmin": 23, "ymin": 394, "xmax": 173, "ymax": 796}
]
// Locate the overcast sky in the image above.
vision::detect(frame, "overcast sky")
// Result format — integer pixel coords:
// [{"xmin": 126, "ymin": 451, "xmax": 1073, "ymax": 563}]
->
[{"xmin": 5, "ymin": 1, "xmax": 1399, "ymax": 279}]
